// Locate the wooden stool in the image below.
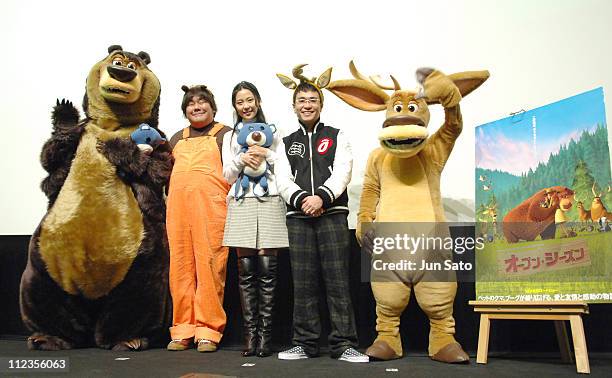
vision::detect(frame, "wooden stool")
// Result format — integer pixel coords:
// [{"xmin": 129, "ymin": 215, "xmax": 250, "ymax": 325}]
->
[{"xmin": 469, "ymin": 300, "xmax": 590, "ymax": 374}]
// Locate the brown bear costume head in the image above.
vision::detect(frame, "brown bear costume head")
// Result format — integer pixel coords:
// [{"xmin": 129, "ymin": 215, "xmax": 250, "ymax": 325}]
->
[{"xmin": 83, "ymin": 45, "xmax": 161, "ymax": 129}]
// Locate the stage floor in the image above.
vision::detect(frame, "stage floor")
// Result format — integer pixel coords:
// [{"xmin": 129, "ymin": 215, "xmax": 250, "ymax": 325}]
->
[{"xmin": 0, "ymin": 339, "xmax": 610, "ymax": 377}]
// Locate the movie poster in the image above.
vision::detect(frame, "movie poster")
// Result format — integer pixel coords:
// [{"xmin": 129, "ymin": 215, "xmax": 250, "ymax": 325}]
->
[{"xmin": 475, "ymin": 88, "xmax": 612, "ymax": 303}]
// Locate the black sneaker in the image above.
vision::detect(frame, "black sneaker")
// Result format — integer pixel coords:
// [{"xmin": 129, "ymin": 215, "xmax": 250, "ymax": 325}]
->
[
  {"xmin": 278, "ymin": 346, "xmax": 309, "ymax": 360},
  {"xmin": 338, "ymin": 348, "xmax": 369, "ymax": 363}
]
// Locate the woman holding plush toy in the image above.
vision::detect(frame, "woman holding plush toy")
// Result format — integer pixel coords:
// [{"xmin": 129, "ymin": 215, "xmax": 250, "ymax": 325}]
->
[{"xmin": 222, "ymin": 81, "xmax": 289, "ymax": 357}]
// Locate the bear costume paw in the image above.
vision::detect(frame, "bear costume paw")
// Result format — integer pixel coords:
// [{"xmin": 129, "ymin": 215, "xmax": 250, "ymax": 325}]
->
[
  {"xmin": 97, "ymin": 138, "xmax": 148, "ymax": 179},
  {"xmin": 27, "ymin": 334, "xmax": 73, "ymax": 351},
  {"xmin": 110, "ymin": 338, "xmax": 150, "ymax": 352},
  {"xmin": 52, "ymin": 99, "xmax": 80, "ymax": 130}
]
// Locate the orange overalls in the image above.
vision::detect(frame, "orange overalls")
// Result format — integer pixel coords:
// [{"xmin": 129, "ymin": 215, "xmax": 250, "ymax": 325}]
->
[{"xmin": 167, "ymin": 124, "xmax": 230, "ymax": 343}]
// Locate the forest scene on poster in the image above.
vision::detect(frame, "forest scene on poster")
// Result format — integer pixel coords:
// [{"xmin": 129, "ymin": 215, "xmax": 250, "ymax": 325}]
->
[{"xmin": 475, "ymin": 88, "xmax": 612, "ymax": 303}]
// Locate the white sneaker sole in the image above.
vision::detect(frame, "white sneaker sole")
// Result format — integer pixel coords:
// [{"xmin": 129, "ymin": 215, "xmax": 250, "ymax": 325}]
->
[
  {"xmin": 338, "ymin": 356, "xmax": 370, "ymax": 363},
  {"xmin": 278, "ymin": 353, "xmax": 309, "ymax": 360}
]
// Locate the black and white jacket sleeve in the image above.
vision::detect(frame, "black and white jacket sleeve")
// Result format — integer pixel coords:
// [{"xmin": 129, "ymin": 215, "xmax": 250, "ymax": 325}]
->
[{"xmin": 315, "ymin": 129, "xmax": 352, "ymax": 208}]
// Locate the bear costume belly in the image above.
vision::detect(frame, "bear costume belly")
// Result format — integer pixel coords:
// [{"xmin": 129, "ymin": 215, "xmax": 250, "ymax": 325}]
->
[{"xmin": 39, "ymin": 124, "xmax": 143, "ymax": 299}]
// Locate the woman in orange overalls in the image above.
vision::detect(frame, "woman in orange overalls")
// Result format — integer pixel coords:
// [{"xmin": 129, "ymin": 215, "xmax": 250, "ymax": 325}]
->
[{"xmin": 166, "ymin": 85, "xmax": 231, "ymax": 352}]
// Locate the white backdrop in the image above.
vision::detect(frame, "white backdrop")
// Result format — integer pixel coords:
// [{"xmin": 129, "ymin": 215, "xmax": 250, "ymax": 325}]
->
[{"xmin": 1, "ymin": 0, "xmax": 611, "ymax": 234}]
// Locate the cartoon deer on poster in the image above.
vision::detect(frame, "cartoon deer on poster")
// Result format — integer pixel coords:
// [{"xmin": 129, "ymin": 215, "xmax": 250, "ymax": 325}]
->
[
  {"xmin": 591, "ymin": 183, "xmax": 611, "ymax": 222},
  {"xmin": 574, "ymin": 194, "xmax": 592, "ymax": 229}
]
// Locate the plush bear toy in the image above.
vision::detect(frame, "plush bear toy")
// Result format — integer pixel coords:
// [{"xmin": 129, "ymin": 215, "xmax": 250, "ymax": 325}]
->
[
  {"xmin": 131, "ymin": 123, "xmax": 166, "ymax": 154},
  {"xmin": 235, "ymin": 122, "xmax": 276, "ymax": 198}
]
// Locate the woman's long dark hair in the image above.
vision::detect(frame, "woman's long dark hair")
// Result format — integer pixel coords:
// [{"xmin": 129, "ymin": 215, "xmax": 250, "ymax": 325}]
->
[{"xmin": 231, "ymin": 81, "xmax": 266, "ymax": 127}]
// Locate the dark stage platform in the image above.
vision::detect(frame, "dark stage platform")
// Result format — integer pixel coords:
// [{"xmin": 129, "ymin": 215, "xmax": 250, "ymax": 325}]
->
[
  {"xmin": 0, "ymin": 339, "xmax": 610, "ymax": 377},
  {"xmin": 3, "ymin": 235, "xmax": 612, "ymax": 376}
]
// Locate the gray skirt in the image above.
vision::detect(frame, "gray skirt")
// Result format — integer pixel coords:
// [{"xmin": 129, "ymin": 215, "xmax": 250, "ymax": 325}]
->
[{"xmin": 223, "ymin": 195, "xmax": 289, "ymax": 249}]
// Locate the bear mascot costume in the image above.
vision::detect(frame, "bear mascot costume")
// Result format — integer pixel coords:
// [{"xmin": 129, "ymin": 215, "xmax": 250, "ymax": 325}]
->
[{"xmin": 20, "ymin": 45, "xmax": 172, "ymax": 351}]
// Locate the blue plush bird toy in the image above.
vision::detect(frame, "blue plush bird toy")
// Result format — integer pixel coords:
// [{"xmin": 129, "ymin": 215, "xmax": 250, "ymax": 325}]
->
[{"xmin": 131, "ymin": 123, "xmax": 166, "ymax": 154}]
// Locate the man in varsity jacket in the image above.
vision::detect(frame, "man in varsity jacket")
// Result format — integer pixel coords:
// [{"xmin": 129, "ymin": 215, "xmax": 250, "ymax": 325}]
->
[{"xmin": 274, "ymin": 77, "xmax": 368, "ymax": 363}]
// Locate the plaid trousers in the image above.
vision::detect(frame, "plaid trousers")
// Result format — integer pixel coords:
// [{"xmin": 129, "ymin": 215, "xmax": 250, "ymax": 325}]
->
[{"xmin": 286, "ymin": 213, "xmax": 358, "ymax": 357}]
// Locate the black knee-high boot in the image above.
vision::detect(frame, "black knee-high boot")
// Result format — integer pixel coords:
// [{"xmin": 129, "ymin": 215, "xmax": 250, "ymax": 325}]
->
[
  {"xmin": 238, "ymin": 255, "xmax": 259, "ymax": 357},
  {"xmin": 256, "ymin": 254, "xmax": 278, "ymax": 357}
]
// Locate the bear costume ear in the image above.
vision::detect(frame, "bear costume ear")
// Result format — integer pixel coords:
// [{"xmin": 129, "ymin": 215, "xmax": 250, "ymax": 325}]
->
[
  {"xmin": 269, "ymin": 124, "xmax": 277, "ymax": 134},
  {"xmin": 138, "ymin": 51, "xmax": 151, "ymax": 65},
  {"xmin": 200, "ymin": 85, "xmax": 208, "ymax": 90},
  {"xmin": 108, "ymin": 45, "xmax": 123, "ymax": 54},
  {"xmin": 181, "ymin": 85, "xmax": 190, "ymax": 93}
]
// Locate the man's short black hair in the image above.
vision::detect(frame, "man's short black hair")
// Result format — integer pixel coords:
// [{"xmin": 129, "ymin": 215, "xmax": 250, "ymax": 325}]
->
[
  {"xmin": 292, "ymin": 82, "xmax": 322, "ymax": 104},
  {"xmin": 181, "ymin": 85, "xmax": 217, "ymax": 116}
]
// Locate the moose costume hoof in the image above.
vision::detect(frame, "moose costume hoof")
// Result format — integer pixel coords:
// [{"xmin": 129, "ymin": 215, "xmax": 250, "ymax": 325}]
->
[
  {"xmin": 365, "ymin": 341, "xmax": 401, "ymax": 361},
  {"xmin": 431, "ymin": 342, "xmax": 470, "ymax": 364}
]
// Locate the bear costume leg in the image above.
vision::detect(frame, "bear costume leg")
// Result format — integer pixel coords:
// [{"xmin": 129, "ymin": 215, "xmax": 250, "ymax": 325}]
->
[
  {"xmin": 94, "ymin": 221, "xmax": 169, "ymax": 350},
  {"xmin": 413, "ymin": 281, "xmax": 469, "ymax": 363},
  {"xmin": 20, "ymin": 227, "xmax": 96, "ymax": 350},
  {"xmin": 367, "ymin": 281, "xmax": 411, "ymax": 360}
]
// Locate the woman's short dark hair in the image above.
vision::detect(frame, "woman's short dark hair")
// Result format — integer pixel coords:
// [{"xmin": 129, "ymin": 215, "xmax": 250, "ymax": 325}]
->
[
  {"xmin": 231, "ymin": 81, "xmax": 266, "ymax": 126},
  {"xmin": 181, "ymin": 85, "xmax": 217, "ymax": 116}
]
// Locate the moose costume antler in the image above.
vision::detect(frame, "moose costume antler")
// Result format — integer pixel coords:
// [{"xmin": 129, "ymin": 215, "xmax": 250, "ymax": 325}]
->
[{"xmin": 349, "ymin": 61, "xmax": 401, "ymax": 91}]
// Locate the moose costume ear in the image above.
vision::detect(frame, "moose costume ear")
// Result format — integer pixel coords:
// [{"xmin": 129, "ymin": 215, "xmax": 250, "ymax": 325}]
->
[
  {"xmin": 416, "ymin": 68, "xmax": 489, "ymax": 106},
  {"xmin": 137, "ymin": 51, "xmax": 151, "ymax": 65},
  {"xmin": 108, "ymin": 45, "xmax": 123, "ymax": 54},
  {"xmin": 326, "ymin": 79, "xmax": 389, "ymax": 112},
  {"xmin": 449, "ymin": 71, "xmax": 490, "ymax": 97},
  {"xmin": 416, "ymin": 68, "xmax": 490, "ymax": 97},
  {"xmin": 326, "ymin": 60, "xmax": 390, "ymax": 112},
  {"xmin": 181, "ymin": 85, "xmax": 190, "ymax": 93}
]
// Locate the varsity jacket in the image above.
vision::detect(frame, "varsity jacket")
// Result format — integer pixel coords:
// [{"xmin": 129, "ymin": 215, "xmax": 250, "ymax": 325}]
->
[{"xmin": 275, "ymin": 121, "xmax": 352, "ymax": 217}]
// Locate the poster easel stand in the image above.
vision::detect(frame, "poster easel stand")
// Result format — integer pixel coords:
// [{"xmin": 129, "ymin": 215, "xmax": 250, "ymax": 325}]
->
[{"xmin": 468, "ymin": 300, "xmax": 590, "ymax": 374}]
